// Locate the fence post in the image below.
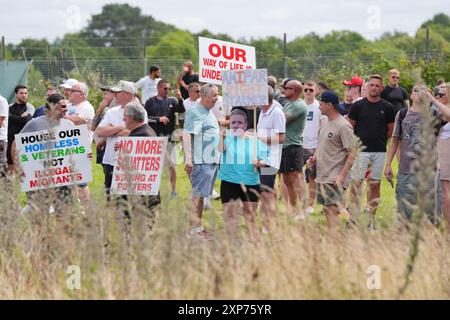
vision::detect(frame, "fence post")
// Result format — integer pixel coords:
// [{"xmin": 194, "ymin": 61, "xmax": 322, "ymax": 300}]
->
[
  {"xmin": 425, "ymin": 27, "xmax": 430, "ymax": 64},
  {"xmin": 142, "ymin": 30, "xmax": 147, "ymax": 77},
  {"xmin": 2, "ymin": 36, "xmax": 5, "ymax": 62},
  {"xmin": 283, "ymin": 33, "xmax": 288, "ymax": 78}
]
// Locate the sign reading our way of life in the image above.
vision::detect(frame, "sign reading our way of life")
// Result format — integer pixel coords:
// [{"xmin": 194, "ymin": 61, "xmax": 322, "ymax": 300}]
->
[
  {"xmin": 222, "ymin": 69, "xmax": 269, "ymax": 108},
  {"xmin": 110, "ymin": 137, "xmax": 167, "ymax": 195},
  {"xmin": 15, "ymin": 124, "xmax": 92, "ymax": 192},
  {"xmin": 199, "ymin": 37, "xmax": 256, "ymax": 85}
]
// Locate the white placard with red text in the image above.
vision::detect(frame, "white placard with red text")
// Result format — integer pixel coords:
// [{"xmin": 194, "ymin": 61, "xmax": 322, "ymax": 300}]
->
[
  {"xmin": 199, "ymin": 37, "xmax": 256, "ymax": 85},
  {"xmin": 110, "ymin": 137, "xmax": 167, "ymax": 195}
]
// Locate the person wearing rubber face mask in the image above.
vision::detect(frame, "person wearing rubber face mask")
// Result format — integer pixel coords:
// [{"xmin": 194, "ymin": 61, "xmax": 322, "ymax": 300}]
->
[{"xmin": 218, "ymin": 108, "xmax": 268, "ymax": 243}]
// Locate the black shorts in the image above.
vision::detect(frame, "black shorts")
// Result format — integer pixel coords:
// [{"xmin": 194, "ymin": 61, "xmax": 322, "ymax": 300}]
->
[
  {"xmin": 259, "ymin": 166, "xmax": 278, "ymax": 192},
  {"xmin": 220, "ymin": 180, "xmax": 261, "ymax": 203},
  {"xmin": 279, "ymin": 145, "xmax": 304, "ymax": 173}
]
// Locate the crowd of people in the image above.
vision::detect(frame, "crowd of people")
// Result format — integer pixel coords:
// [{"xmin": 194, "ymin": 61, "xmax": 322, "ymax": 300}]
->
[{"xmin": 1, "ymin": 61, "xmax": 449, "ymax": 241}]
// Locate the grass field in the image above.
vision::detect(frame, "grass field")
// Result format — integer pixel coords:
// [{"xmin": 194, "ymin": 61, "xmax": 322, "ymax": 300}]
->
[{"xmin": 0, "ymin": 142, "xmax": 448, "ymax": 299}]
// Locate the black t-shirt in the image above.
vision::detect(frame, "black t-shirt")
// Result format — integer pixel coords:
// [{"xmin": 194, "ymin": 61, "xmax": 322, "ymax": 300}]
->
[
  {"xmin": 338, "ymin": 102, "xmax": 353, "ymax": 116},
  {"xmin": 180, "ymin": 73, "xmax": 199, "ymax": 99},
  {"xmin": 8, "ymin": 103, "xmax": 32, "ymax": 136},
  {"xmin": 144, "ymin": 96, "xmax": 184, "ymax": 137},
  {"xmin": 380, "ymin": 85, "xmax": 409, "ymax": 114},
  {"xmin": 348, "ymin": 98, "xmax": 396, "ymax": 152}
]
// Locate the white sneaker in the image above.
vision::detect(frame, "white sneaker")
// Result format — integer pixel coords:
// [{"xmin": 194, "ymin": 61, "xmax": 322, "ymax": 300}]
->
[
  {"xmin": 49, "ymin": 206, "xmax": 55, "ymax": 214},
  {"xmin": 210, "ymin": 190, "xmax": 220, "ymax": 200},
  {"xmin": 306, "ymin": 206, "xmax": 314, "ymax": 215},
  {"xmin": 21, "ymin": 204, "xmax": 32, "ymax": 215},
  {"xmin": 203, "ymin": 197, "xmax": 211, "ymax": 209}
]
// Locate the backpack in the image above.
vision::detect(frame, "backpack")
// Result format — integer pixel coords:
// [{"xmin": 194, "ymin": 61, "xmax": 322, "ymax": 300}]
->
[{"xmin": 397, "ymin": 107, "xmax": 447, "ymax": 137}]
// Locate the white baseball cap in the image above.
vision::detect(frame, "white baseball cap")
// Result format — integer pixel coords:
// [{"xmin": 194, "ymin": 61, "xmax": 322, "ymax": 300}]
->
[
  {"xmin": 110, "ymin": 80, "xmax": 138, "ymax": 95},
  {"xmin": 59, "ymin": 78, "xmax": 79, "ymax": 89}
]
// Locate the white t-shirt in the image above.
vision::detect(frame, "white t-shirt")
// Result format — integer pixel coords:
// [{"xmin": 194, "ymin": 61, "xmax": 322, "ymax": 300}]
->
[
  {"xmin": 257, "ymin": 103, "xmax": 286, "ymax": 169},
  {"xmin": 98, "ymin": 106, "xmax": 126, "ymax": 166},
  {"xmin": 303, "ymin": 99, "xmax": 326, "ymax": 149},
  {"xmin": 271, "ymin": 99, "xmax": 283, "ymax": 109},
  {"xmin": 68, "ymin": 100, "xmax": 95, "ymax": 129},
  {"xmin": 98, "ymin": 105, "xmax": 148, "ymax": 165},
  {"xmin": 211, "ymin": 96, "xmax": 231, "ymax": 127},
  {"xmin": 136, "ymin": 76, "xmax": 161, "ymax": 105},
  {"xmin": 439, "ymin": 123, "xmax": 450, "ymax": 140},
  {"xmin": 179, "ymin": 98, "xmax": 198, "ymax": 120},
  {"xmin": 67, "ymin": 100, "xmax": 95, "ymax": 141},
  {"xmin": 0, "ymin": 95, "xmax": 9, "ymax": 141}
]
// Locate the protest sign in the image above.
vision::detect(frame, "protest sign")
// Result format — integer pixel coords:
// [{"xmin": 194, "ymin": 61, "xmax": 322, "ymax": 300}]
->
[
  {"xmin": 110, "ymin": 137, "xmax": 167, "ymax": 195},
  {"xmin": 15, "ymin": 124, "xmax": 92, "ymax": 192},
  {"xmin": 222, "ymin": 69, "xmax": 268, "ymax": 107},
  {"xmin": 199, "ymin": 37, "xmax": 256, "ymax": 85}
]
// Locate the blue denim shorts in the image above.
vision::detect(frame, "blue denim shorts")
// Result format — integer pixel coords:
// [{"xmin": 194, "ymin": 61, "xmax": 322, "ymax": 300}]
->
[{"xmin": 191, "ymin": 164, "xmax": 218, "ymax": 198}]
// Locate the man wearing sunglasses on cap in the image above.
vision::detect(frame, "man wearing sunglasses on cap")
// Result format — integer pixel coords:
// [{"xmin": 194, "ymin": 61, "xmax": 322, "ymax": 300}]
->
[{"xmin": 381, "ymin": 69, "xmax": 410, "ymax": 114}]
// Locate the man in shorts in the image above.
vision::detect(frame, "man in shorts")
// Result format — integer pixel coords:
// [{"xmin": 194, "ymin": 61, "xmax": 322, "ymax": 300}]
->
[
  {"xmin": 348, "ymin": 75, "xmax": 395, "ymax": 228},
  {"xmin": 183, "ymin": 84, "xmax": 220, "ymax": 239},
  {"xmin": 307, "ymin": 91, "xmax": 357, "ymax": 228}
]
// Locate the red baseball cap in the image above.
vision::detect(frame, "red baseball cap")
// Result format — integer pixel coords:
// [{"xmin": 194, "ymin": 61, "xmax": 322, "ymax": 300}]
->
[{"xmin": 343, "ymin": 76, "xmax": 363, "ymax": 87}]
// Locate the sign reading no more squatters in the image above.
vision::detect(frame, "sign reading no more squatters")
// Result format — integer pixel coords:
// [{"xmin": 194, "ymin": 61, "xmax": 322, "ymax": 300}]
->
[
  {"xmin": 110, "ymin": 137, "xmax": 167, "ymax": 195},
  {"xmin": 15, "ymin": 125, "xmax": 92, "ymax": 192},
  {"xmin": 222, "ymin": 69, "xmax": 268, "ymax": 108},
  {"xmin": 199, "ymin": 37, "xmax": 256, "ymax": 85}
]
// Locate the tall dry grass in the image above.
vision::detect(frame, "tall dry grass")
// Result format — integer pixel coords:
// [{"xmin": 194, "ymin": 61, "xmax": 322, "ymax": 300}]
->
[{"xmin": 0, "ymin": 181, "xmax": 448, "ymax": 299}]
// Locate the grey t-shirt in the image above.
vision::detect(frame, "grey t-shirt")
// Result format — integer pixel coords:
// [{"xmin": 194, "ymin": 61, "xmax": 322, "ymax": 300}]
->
[
  {"xmin": 392, "ymin": 109, "xmax": 434, "ymax": 174},
  {"xmin": 20, "ymin": 115, "xmax": 74, "ymax": 134}
]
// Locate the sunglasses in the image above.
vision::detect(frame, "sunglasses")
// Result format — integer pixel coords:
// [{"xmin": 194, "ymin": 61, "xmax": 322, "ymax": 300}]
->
[
  {"xmin": 304, "ymin": 88, "xmax": 314, "ymax": 93},
  {"xmin": 162, "ymin": 87, "xmax": 170, "ymax": 91},
  {"xmin": 391, "ymin": 76, "xmax": 399, "ymax": 79},
  {"xmin": 437, "ymin": 92, "xmax": 447, "ymax": 98}
]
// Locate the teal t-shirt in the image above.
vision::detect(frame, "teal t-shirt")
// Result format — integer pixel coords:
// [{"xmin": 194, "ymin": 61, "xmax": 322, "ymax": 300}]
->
[
  {"xmin": 283, "ymin": 99, "xmax": 307, "ymax": 147},
  {"xmin": 184, "ymin": 103, "xmax": 220, "ymax": 164},
  {"xmin": 218, "ymin": 133, "xmax": 269, "ymax": 186}
]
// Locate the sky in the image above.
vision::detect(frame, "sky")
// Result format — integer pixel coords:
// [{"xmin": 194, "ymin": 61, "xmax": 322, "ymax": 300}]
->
[{"xmin": 1, "ymin": 0, "xmax": 449, "ymax": 44}]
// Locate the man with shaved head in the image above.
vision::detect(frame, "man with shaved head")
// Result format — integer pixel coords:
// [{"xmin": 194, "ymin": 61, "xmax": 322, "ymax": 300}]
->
[{"xmin": 279, "ymin": 79, "xmax": 308, "ymax": 219}]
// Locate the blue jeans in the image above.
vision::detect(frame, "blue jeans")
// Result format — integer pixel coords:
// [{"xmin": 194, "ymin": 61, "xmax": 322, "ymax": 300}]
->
[{"xmin": 395, "ymin": 173, "xmax": 440, "ymax": 225}]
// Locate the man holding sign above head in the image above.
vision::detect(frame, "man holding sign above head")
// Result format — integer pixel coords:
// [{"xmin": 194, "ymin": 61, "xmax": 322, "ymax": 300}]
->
[
  {"xmin": 177, "ymin": 61, "xmax": 199, "ymax": 100},
  {"xmin": 183, "ymin": 84, "xmax": 220, "ymax": 240},
  {"xmin": 279, "ymin": 80, "xmax": 308, "ymax": 219}
]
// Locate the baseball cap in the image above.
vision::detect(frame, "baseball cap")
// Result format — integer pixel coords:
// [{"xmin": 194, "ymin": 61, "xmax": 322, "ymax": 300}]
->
[
  {"xmin": 59, "ymin": 78, "xmax": 79, "ymax": 89},
  {"xmin": 320, "ymin": 90, "xmax": 340, "ymax": 107},
  {"xmin": 342, "ymin": 76, "xmax": 363, "ymax": 87},
  {"xmin": 100, "ymin": 85, "xmax": 118, "ymax": 92},
  {"xmin": 110, "ymin": 80, "xmax": 138, "ymax": 95}
]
